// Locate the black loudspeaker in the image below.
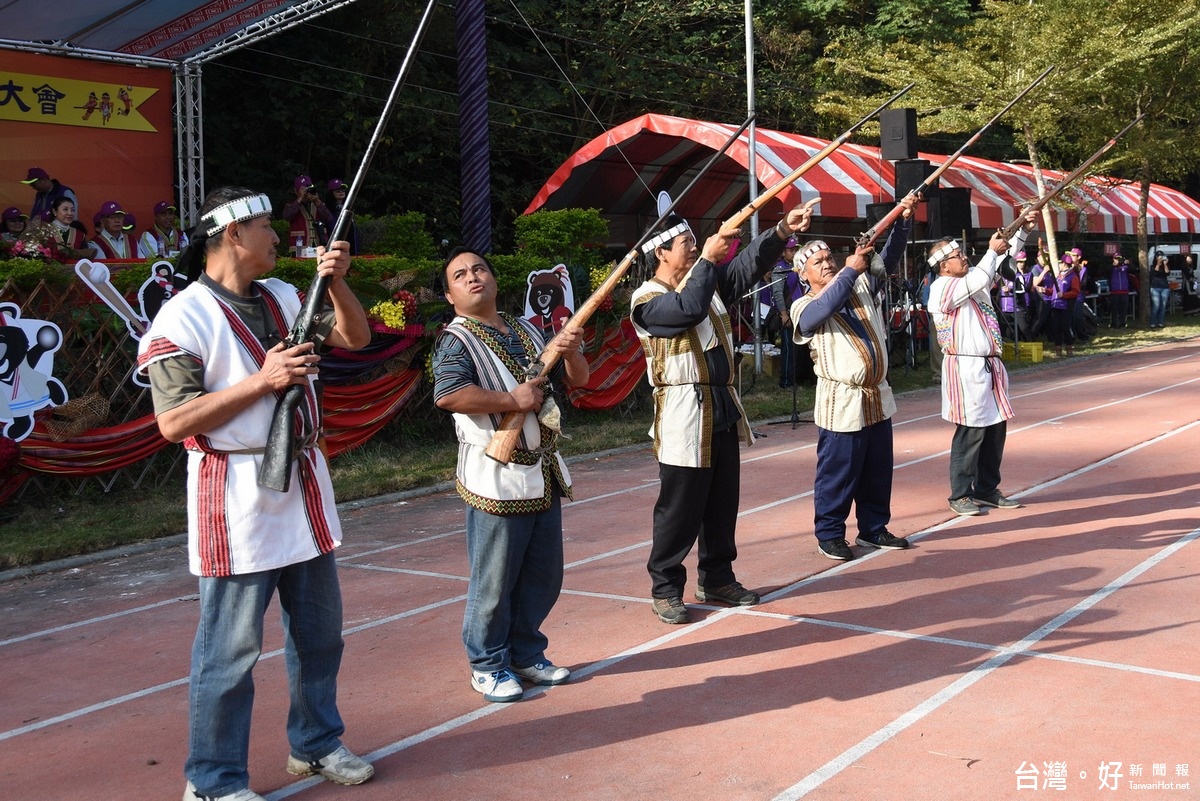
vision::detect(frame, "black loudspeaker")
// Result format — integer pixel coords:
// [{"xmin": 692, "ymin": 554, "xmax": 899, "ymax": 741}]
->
[
  {"xmin": 865, "ymin": 202, "xmax": 894, "ymax": 228},
  {"xmin": 880, "ymin": 108, "xmax": 918, "ymax": 161},
  {"xmin": 928, "ymin": 187, "xmax": 973, "ymax": 239},
  {"xmin": 894, "ymin": 159, "xmax": 937, "ymax": 199}
]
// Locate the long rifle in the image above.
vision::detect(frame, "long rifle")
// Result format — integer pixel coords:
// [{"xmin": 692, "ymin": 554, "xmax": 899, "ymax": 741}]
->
[
  {"xmin": 715, "ymin": 82, "xmax": 914, "ymax": 236},
  {"xmin": 484, "ymin": 84, "xmax": 913, "ymax": 464},
  {"xmin": 999, "ymin": 114, "xmax": 1143, "ymax": 239},
  {"xmin": 857, "ymin": 65, "xmax": 1055, "ymax": 247},
  {"xmin": 258, "ymin": 0, "xmax": 439, "ymax": 491}
]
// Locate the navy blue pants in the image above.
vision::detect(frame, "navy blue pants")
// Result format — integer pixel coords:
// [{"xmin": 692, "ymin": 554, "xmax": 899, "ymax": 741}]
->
[{"xmin": 813, "ymin": 419, "xmax": 893, "ymax": 542}]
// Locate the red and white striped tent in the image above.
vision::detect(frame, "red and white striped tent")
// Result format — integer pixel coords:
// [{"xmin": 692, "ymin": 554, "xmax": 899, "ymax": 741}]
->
[{"xmin": 526, "ymin": 113, "xmax": 1200, "ymax": 238}]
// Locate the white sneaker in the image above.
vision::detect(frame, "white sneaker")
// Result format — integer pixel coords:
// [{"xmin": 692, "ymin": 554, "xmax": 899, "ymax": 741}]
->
[
  {"xmin": 471, "ymin": 668, "xmax": 524, "ymax": 702},
  {"xmin": 512, "ymin": 660, "xmax": 571, "ymax": 686},
  {"xmin": 183, "ymin": 781, "xmax": 265, "ymax": 801},
  {"xmin": 285, "ymin": 744, "xmax": 374, "ymax": 785}
]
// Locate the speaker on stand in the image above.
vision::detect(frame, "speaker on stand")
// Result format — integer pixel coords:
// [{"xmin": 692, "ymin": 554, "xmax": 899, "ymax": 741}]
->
[{"xmin": 928, "ymin": 187, "xmax": 973, "ymax": 240}]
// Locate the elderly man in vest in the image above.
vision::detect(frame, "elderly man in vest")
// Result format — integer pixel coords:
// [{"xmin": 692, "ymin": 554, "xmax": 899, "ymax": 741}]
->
[
  {"xmin": 630, "ymin": 199, "xmax": 817, "ymax": 624},
  {"xmin": 790, "ymin": 194, "xmax": 916, "ymax": 562},
  {"xmin": 926, "ymin": 212, "xmax": 1036, "ymax": 517},
  {"xmin": 432, "ymin": 247, "xmax": 589, "ymax": 704}
]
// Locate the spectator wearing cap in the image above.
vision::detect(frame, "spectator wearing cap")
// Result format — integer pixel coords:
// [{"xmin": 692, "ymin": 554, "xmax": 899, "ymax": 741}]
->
[
  {"xmin": 21, "ymin": 167, "xmax": 78, "ymax": 221},
  {"xmin": 1032, "ymin": 251, "xmax": 1080, "ymax": 356},
  {"xmin": 1, "ymin": 206, "xmax": 28, "ymax": 243},
  {"xmin": 282, "ymin": 175, "xmax": 334, "ymax": 252},
  {"xmin": 1068, "ymin": 247, "xmax": 1093, "ymax": 343},
  {"xmin": 791, "ymin": 195, "xmax": 917, "ymax": 561},
  {"xmin": 324, "ymin": 179, "xmax": 358, "ymax": 255},
  {"xmin": 1013, "ymin": 250, "xmax": 1042, "ymax": 338},
  {"xmin": 1108, "ymin": 254, "xmax": 1131, "ymax": 328},
  {"xmin": 139, "ymin": 200, "xmax": 189, "ymax": 258},
  {"xmin": 90, "ymin": 200, "xmax": 139, "ymax": 260}
]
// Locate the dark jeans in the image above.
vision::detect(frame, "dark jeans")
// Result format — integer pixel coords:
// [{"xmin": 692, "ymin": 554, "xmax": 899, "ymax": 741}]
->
[
  {"xmin": 1109, "ymin": 293, "xmax": 1129, "ymax": 327},
  {"xmin": 949, "ymin": 421, "xmax": 1007, "ymax": 501},
  {"xmin": 648, "ymin": 426, "xmax": 741, "ymax": 598}
]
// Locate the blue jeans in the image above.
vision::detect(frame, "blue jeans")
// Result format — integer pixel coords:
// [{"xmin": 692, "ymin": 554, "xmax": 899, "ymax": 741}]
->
[
  {"xmin": 186, "ymin": 552, "xmax": 346, "ymax": 796},
  {"xmin": 1150, "ymin": 286, "xmax": 1170, "ymax": 326},
  {"xmin": 463, "ymin": 494, "xmax": 564, "ymax": 672}
]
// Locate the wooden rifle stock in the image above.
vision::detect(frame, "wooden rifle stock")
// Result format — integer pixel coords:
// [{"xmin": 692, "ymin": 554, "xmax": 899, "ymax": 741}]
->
[
  {"xmin": 998, "ymin": 114, "xmax": 1143, "ymax": 240},
  {"xmin": 857, "ymin": 65, "xmax": 1055, "ymax": 248},
  {"xmin": 258, "ymin": 0, "xmax": 438, "ymax": 491},
  {"xmin": 485, "ymin": 87, "xmax": 914, "ymax": 464}
]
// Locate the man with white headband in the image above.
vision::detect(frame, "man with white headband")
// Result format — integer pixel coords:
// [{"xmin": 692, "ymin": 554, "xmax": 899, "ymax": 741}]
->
[
  {"xmin": 926, "ymin": 212, "xmax": 1036, "ymax": 517},
  {"xmin": 137, "ymin": 186, "xmax": 374, "ymax": 800},
  {"xmin": 790, "ymin": 194, "xmax": 917, "ymax": 562},
  {"xmin": 630, "ymin": 198, "xmax": 818, "ymax": 624}
]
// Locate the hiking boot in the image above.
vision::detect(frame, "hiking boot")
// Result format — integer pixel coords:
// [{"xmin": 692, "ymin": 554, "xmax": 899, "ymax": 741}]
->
[
  {"xmin": 855, "ymin": 529, "xmax": 910, "ymax": 550},
  {"xmin": 695, "ymin": 581, "xmax": 760, "ymax": 606},
  {"xmin": 512, "ymin": 660, "xmax": 571, "ymax": 686},
  {"xmin": 817, "ymin": 538, "xmax": 854, "ymax": 561},
  {"xmin": 652, "ymin": 596, "xmax": 691, "ymax": 624},
  {"xmin": 471, "ymin": 668, "xmax": 524, "ymax": 702},
  {"xmin": 949, "ymin": 497, "xmax": 981, "ymax": 516},
  {"xmin": 972, "ymin": 492, "xmax": 1022, "ymax": 509},
  {"xmin": 286, "ymin": 744, "xmax": 374, "ymax": 786},
  {"xmin": 183, "ymin": 783, "xmax": 265, "ymax": 801}
]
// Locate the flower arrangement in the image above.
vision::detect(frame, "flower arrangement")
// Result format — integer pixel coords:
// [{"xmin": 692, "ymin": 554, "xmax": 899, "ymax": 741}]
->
[
  {"xmin": 4, "ymin": 226, "xmax": 56, "ymax": 264},
  {"xmin": 367, "ymin": 289, "xmax": 423, "ymax": 336},
  {"xmin": 590, "ymin": 263, "xmax": 615, "ymax": 312}
]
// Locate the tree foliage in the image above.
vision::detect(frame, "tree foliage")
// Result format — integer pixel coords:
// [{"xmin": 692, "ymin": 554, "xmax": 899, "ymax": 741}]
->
[{"xmin": 198, "ymin": 0, "xmax": 1200, "ymax": 256}]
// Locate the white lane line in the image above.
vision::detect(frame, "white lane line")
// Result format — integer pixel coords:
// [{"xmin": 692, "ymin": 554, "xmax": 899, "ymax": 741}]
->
[
  {"xmin": 0, "ymin": 594, "xmax": 197, "ymax": 647},
  {"xmin": 770, "ymin": 523, "xmax": 1200, "ymax": 801}
]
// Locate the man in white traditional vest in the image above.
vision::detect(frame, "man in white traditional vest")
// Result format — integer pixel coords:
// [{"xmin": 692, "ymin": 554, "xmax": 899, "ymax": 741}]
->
[
  {"xmin": 790, "ymin": 194, "xmax": 916, "ymax": 563},
  {"xmin": 432, "ymin": 247, "xmax": 590, "ymax": 704},
  {"xmin": 137, "ymin": 185, "xmax": 374, "ymax": 801},
  {"xmin": 630, "ymin": 199, "xmax": 817, "ymax": 625}
]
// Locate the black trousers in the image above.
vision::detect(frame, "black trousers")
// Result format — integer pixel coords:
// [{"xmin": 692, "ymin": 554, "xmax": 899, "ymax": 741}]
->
[
  {"xmin": 949, "ymin": 421, "xmax": 1007, "ymax": 501},
  {"xmin": 647, "ymin": 426, "xmax": 741, "ymax": 598}
]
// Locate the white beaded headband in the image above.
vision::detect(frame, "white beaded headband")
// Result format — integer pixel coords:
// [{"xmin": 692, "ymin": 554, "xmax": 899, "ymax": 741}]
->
[
  {"xmin": 640, "ymin": 222, "xmax": 690, "ymax": 254},
  {"xmin": 201, "ymin": 194, "xmax": 273, "ymax": 237},
  {"xmin": 798, "ymin": 240, "xmax": 830, "ymax": 264},
  {"xmin": 927, "ymin": 239, "xmax": 961, "ymax": 267}
]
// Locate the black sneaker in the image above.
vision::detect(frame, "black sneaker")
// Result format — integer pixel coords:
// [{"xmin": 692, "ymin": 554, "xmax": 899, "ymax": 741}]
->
[
  {"xmin": 652, "ymin": 596, "xmax": 691, "ymax": 624},
  {"xmin": 972, "ymin": 492, "xmax": 1022, "ymax": 509},
  {"xmin": 817, "ymin": 538, "xmax": 854, "ymax": 561},
  {"xmin": 696, "ymin": 581, "xmax": 760, "ymax": 606},
  {"xmin": 856, "ymin": 530, "xmax": 910, "ymax": 550}
]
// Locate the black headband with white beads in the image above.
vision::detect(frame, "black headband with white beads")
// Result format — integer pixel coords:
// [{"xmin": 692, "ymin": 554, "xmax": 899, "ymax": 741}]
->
[{"xmin": 200, "ymin": 194, "xmax": 273, "ymax": 237}]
